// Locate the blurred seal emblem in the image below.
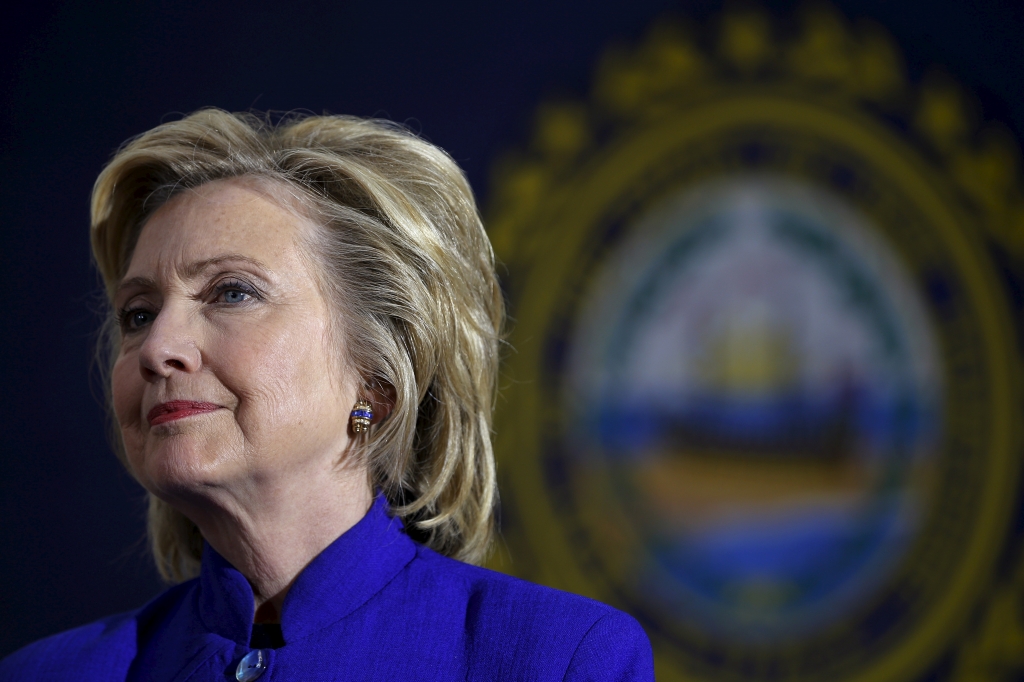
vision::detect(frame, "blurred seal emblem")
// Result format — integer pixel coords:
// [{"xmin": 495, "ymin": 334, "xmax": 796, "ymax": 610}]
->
[{"xmin": 488, "ymin": 6, "xmax": 1024, "ymax": 682}]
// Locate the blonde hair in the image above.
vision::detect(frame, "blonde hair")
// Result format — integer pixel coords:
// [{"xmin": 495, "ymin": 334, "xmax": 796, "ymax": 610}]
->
[{"xmin": 91, "ymin": 109, "xmax": 504, "ymax": 581}]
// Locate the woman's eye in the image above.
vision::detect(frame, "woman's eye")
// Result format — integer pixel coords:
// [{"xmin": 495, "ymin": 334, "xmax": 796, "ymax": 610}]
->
[
  {"xmin": 120, "ymin": 308, "xmax": 155, "ymax": 332},
  {"xmin": 221, "ymin": 289, "xmax": 249, "ymax": 304},
  {"xmin": 214, "ymin": 280, "xmax": 258, "ymax": 305}
]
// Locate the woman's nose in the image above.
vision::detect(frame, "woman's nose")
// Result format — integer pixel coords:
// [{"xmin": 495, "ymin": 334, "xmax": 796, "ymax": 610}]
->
[{"xmin": 137, "ymin": 306, "xmax": 202, "ymax": 381}]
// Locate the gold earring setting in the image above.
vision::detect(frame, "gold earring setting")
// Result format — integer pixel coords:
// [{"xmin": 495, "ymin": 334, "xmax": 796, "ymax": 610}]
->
[{"xmin": 350, "ymin": 400, "xmax": 374, "ymax": 433}]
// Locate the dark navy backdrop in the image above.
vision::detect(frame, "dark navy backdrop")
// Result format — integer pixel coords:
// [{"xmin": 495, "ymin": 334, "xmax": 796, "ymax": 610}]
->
[{"xmin": 1, "ymin": 0, "xmax": 1022, "ymax": 658}]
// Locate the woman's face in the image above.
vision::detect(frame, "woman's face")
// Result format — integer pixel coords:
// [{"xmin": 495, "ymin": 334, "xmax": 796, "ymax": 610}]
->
[{"xmin": 111, "ymin": 178, "xmax": 359, "ymax": 504}]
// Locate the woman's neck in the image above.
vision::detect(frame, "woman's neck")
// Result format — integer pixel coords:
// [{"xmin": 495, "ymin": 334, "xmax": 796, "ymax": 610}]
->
[{"xmin": 182, "ymin": 466, "xmax": 373, "ymax": 623}]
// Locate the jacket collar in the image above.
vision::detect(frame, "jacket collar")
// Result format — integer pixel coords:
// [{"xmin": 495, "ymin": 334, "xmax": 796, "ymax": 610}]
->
[{"xmin": 196, "ymin": 495, "xmax": 416, "ymax": 646}]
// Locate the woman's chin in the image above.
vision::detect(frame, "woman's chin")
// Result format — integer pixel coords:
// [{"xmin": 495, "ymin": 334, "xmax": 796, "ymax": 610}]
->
[{"xmin": 130, "ymin": 435, "xmax": 238, "ymax": 499}]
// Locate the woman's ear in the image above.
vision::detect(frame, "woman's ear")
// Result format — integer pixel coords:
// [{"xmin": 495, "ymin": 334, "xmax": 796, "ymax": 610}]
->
[{"xmin": 368, "ymin": 381, "xmax": 397, "ymax": 424}]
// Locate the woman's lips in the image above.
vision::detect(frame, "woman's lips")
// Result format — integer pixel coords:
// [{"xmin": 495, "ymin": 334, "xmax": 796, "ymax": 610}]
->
[{"xmin": 147, "ymin": 401, "xmax": 221, "ymax": 426}]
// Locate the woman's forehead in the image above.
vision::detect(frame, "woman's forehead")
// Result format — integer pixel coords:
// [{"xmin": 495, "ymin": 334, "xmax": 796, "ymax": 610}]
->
[{"xmin": 123, "ymin": 178, "xmax": 315, "ymax": 280}]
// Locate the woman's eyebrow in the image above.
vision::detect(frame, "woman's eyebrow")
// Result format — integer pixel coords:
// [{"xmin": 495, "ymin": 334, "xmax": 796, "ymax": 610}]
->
[
  {"xmin": 180, "ymin": 254, "xmax": 271, "ymax": 279},
  {"xmin": 115, "ymin": 276, "xmax": 157, "ymax": 301}
]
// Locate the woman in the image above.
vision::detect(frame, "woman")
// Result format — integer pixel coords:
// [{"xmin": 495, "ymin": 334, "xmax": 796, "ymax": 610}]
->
[{"xmin": 0, "ymin": 110, "xmax": 653, "ymax": 681}]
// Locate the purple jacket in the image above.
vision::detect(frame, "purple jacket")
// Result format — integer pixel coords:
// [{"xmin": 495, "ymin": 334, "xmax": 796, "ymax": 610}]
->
[{"xmin": 0, "ymin": 497, "xmax": 653, "ymax": 681}]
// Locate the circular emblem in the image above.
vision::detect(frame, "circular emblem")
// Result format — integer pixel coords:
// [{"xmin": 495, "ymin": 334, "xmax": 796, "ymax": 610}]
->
[
  {"xmin": 488, "ymin": 7, "xmax": 1023, "ymax": 682},
  {"xmin": 566, "ymin": 175, "xmax": 942, "ymax": 644}
]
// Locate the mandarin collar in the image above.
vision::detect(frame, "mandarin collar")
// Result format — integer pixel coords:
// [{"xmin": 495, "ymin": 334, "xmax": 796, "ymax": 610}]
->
[{"xmin": 196, "ymin": 495, "xmax": 416, "ymax": 646}]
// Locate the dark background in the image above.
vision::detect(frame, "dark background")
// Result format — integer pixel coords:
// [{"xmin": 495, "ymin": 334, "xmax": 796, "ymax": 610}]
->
[{"xmin": 2, "ymin": 0, "xmax": 1022, "ymax": 659}]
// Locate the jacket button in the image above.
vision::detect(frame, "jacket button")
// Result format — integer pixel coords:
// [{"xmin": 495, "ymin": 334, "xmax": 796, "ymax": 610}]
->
[{"xmin": 236, "ymin": 649, "xmax": 268, "ymax": 681}]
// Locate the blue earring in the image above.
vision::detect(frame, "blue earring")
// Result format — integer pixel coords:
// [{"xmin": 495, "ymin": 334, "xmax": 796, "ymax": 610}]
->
[{"xmin": 350, "ymin": 400, "xmax": 373, "ymax": 433}]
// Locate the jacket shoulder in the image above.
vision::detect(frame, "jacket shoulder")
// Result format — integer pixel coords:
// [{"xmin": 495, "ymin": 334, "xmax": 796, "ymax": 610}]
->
[
  {"xmin": 410, "ymin": 546, "xmax": 654, "ymax": 680},
  {"xmin": 0, "ymin": 580, "xmax": 194, "ymax": 682},
  {"xmin": 0, "ymin": 612, "xmax": 137, "ymax": 681}
]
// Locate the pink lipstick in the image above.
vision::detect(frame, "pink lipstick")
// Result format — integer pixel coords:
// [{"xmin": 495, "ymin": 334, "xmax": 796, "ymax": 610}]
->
[{"xmin": 148, "ymin": 401, "xmax": 220, "ymax": 426}]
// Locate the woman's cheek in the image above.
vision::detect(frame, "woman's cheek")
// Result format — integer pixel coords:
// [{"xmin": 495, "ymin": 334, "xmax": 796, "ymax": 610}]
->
[
  {"xmin": 111, "ymin": 355, "xmax": 145, "ymax": 446},
  {"xmin": 111, "ymin": 357, "xmax": 133, "ymax": 416}
]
